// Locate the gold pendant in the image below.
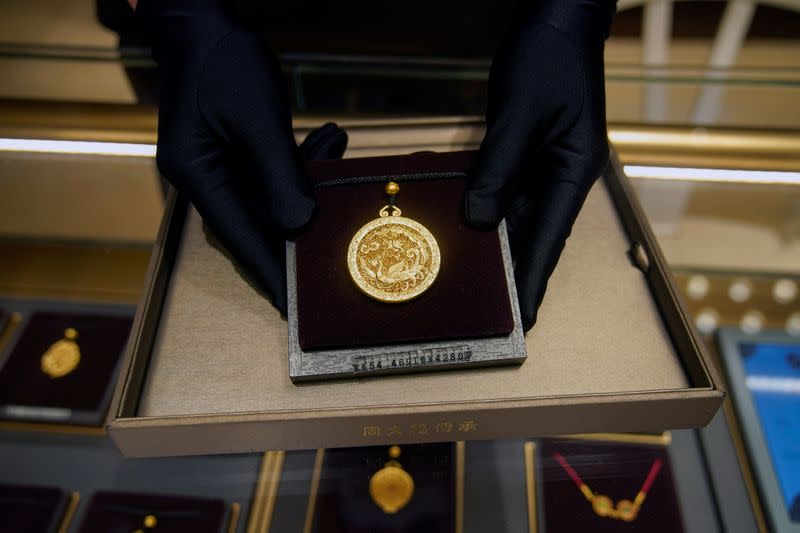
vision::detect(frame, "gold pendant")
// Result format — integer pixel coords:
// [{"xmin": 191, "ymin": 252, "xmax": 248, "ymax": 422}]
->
[
  {"xmin": 40, "ymin": 327, "xmax": 81, "ymax": 379},
  {"xmin": 591, "ymin": 494, "xmax": 639, "ymax": 522},
  {"xmin": 132, "ymin": 514, "xmax": 157, "ymax": 533},
  {"xmin": 347, "ymin": 181, "xmax": 441, "ymax": 303},
  {"xmin": 369, "ymin": 445, "xmax": 415, "ymax": 514}
]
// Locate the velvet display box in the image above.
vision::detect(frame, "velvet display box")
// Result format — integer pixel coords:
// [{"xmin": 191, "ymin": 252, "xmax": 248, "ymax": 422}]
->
[
  {"xmin": 262, "ymin": 434, "xmax": 723, "ymax": 531},
  {"xmin": 520, "ymin": 432, "xmax": 730, "ymax": 533},
  {"xmin": 296, "ymin": 154, "xmax": 514, "ymax": 349},
  {"xmin": 108, "ymin": 133, "xmax": 723, "ymax": 457},
  {"xmin": 0, "ymin": 425, "xmax": 267, "ymax": 533},
  {"xmin": 0, "ymin": 304, "xmax": 133, "ymax": 426},
  {"xmin": 0, "ymin": 484, "xmax": 65, "ymax": 533},
  {"xmin": 288, "ymin": 152, "xmax": 525, "ymax": 381},
  {"xmin": 77, "ymin": 491, "xmax": 226, "ymax": 533},
  {"xmin": 307, "ymin": 443, "xmax": 457, "ymax": 532},
  {"xmin": 537, "ymin": 440, "xmax": 683, "ymax": 532}
]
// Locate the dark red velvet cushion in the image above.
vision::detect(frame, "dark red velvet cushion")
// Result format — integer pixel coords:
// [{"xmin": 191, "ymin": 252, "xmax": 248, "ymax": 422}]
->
[
  {"xmin": 77, "ymin": 491, "xmax": 226, "ymax": 533},
  {"xmin": 539, "ymin": 440, "xmax": 684, "ymax": 533},
  {"xmin": 296, "ymin": 151, "xmax": 514, "ymax": 350},
  {"xmin": 311, "ymin": 443, "xmax": 455, "ymax": 532},
  {"xmin": 0, "ymin": 484, "xmax": 64, "ymax": 533},
  {"xmin": 0, "ymin": 312, "xmax": 132, "ymax": 413}
]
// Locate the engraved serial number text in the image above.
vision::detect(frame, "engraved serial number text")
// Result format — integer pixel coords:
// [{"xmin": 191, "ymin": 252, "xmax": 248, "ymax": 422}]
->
[{"xmin": 351, "ymin": 346, "xmax": 473, "ymax": 373}]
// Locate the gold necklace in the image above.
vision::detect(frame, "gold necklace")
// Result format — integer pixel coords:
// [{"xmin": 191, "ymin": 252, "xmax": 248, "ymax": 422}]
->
[
  {"xmin": 40, "ymin": 327, "xmax": 81, "ymax": 379},
  {"xmin": 347, "ymin": 181, "xmax": 440, "ymax": 303},
  {"xmin": 552, "ymin": 451, "xmax": 663, "ymax": 522},
  {"xmin": 369, "ymin": 445, "xmax": 415, "ymax": 514}
]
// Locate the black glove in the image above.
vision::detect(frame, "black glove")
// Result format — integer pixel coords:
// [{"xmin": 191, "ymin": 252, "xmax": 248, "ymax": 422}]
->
[
  {"xmin": 137, "ymin": 0, "xmax": 346, "ymax": 315},
  {"xmin": 465, "ymin": 0, "xmax": 616, "ymax": 331}
]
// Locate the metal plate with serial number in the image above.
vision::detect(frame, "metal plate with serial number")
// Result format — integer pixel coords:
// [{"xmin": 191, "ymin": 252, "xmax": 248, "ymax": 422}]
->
[{"xmin": 351, "ymin": 346, "xmax": 473, "ymax": 374}]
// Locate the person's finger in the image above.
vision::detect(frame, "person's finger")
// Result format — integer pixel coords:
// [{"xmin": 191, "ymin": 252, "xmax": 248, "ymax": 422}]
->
[
  {"xmin": 199, "ymin": 29, "xmax": 315, "ymax": 234},
  {"xmin": 298, "ymin": 123, "xmax": 348, "ymax": 161},
  {"xmin": 465, "ymin": 24, "xmax": 584, "ymax": 229},
  {"xmin": 509, "ymin": 144, "xmax": 607, "ymax": 330}
]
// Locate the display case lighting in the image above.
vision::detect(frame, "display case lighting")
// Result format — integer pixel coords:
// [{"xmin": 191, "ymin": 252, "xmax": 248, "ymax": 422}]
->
[
  {"xmin": 745, "ymin": 376, "xmax": 800, "ymax": 394},
  {"xmin": 0, "ymin": 138, "xmax": 798, "ymax": 185},
  {"xmin": 0, "ymin": 138, "xmax": 156, "ymax": 157},
  {"xmin": 624, "ymin": 165, "xmax": 800, "ymax": 185}
]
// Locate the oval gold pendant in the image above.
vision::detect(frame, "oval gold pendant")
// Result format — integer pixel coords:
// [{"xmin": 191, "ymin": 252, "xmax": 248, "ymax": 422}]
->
[
  {"xmin": 347, "ymin": 214, "xmax": 440, "ymax": 303},
  {"xmin": 369, "ymin": 463, "xmax": 415, "ymax": 514},
  {"xmin": 41, "ymin": 327, "xmax": 81, "ymax": 379},
  {"xmin": 347, "ymin": 181, "xmax": 440, "ymax": 303},
  {"xmin": 369, "ymin": 446, "xmax": 415, "ymax": 514}
]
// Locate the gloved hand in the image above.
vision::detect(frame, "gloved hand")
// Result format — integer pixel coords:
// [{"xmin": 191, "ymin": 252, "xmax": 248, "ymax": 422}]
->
[
  {"xmin": 465, "ymin": 0, "xmax": 616, "ymax": 331},
  {"xmin": 137, "ymin": 0, "xmax": 346, "ymax": 315}
]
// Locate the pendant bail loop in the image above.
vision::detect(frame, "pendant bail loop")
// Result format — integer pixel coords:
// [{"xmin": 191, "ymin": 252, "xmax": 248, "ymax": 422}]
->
[{"xmin": 379, "ymin": 205, "xmax": 402, "ymax": 217}]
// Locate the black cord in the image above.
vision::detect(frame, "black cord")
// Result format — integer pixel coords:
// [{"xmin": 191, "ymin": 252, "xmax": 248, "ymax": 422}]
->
[{"xmin": 314, "ymin": 171, "xmax": 466, "ymax": 189}]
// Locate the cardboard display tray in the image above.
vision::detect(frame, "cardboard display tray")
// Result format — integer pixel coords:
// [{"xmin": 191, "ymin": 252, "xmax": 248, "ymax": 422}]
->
[{"xmin": 108, "ymin": 150, "xmax": 723, "ymax": 457}]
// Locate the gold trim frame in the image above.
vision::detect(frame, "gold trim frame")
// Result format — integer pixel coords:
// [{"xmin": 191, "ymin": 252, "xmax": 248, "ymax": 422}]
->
[
  {"xmin": 303, "ymin": 449, "xmax": 325, "ymax": 533},
  {"xmin": 455, "ymin": 441, "xmax": 464, "ymax": 533},
  {"xmin": 56, "ymin": 491, "xmax": 80, "ymax": 533},
  {"xmin": 0, "ymin": 312, "xmax": 21, "ymax": 353},
  {"xmin": 0, "ymin": 420, "xmax": 106, "ymax": 436},
  {"xmin": 246, "ymin": 451, "xmax": 285, "ymax": 533},
  {"xmin": 227, "ymin": 503, "xmax": 242, "ymax": 533},
  {"xmin": 524, "ymin": 442, "xmax": 537, "ymax": 533},
  {"xmin": 560, "ymin": 432, "xmax": 672, "ymax": 446}
]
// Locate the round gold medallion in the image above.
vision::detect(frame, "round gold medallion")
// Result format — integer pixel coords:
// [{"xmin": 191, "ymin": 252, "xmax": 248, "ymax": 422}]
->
[{"xmin": 347, "ymin": 182, "xmax": 440, "ymax": 303}]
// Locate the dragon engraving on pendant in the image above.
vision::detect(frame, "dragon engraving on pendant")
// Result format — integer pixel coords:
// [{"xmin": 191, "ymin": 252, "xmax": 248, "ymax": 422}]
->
[
  {"xmin": 357, "ymin": 224, "xmax": 431, "ymax": 293},
  {"xmin": 348, "ymin": 216, "xmax": 440, "ymax": 302}
]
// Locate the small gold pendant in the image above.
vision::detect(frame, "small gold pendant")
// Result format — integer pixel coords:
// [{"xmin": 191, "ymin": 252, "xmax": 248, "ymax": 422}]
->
[
  {"xmin": 369, "ymin": 445, "xmax": 415, "ymax": 514},
  {"xmin": 41, "ymin": 327, "xmax": 81, "ymax": 379},
  {"xmin": 347, "ymin": 181, "xmax": 441, "ymax": 303},
  {"xmin": 132, "ymin": 513, "xmax": 158, "ymax": 533}
]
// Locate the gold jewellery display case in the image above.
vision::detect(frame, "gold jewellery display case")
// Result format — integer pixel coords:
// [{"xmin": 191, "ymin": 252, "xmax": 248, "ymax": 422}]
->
[
  {"xmin": 4, "ymin": 105, "xmax": 793, "ymax": 531},
  {"xmin": 2, "ymin": 2, "xmax": 800, "ymax": 530}
]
